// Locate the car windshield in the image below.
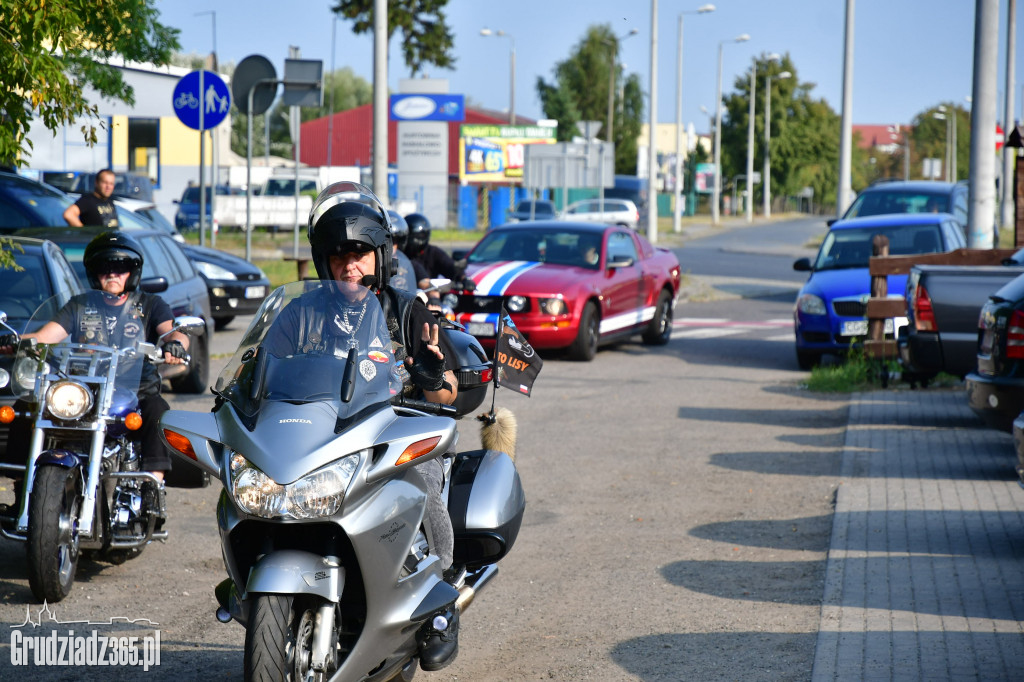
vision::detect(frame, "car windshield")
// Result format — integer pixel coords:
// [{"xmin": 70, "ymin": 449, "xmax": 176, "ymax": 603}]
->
[
  {"xmin": 468, "ymin": 228, "xmax": 602, "ymax": 270},
  {"xmin": 813, "ymin": 223, "xmax": 944, "ymax": 271},
  {"xmin": 0, "ymin": 250, "xmax": 58, "ymax": 330},
  {"xmin": 2, "ymin": 178, "xmax": 72, "ymax": 225},
  {"xmin": 845, "ymin": 190, "xmax": 949, "ymax": 217},
  {"xmin": 514, "ymin": 201, "xmax": 555, "ymax": 216}
]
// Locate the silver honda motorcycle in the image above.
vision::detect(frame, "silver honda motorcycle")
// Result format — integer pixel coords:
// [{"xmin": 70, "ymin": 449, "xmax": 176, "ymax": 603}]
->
[
  {"xmin": 161, "ymin": 281, "xmax": 525, "ymax": 682},
  {"xmin": 0, "ymin": 295, "xmax": 205, "ymax": 602}
]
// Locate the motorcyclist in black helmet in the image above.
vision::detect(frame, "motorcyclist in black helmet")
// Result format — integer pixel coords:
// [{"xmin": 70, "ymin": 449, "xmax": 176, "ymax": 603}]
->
[
  {"xmin": 0, "ymin": 231, "xmax": 190, "ymax": 503},
  {"xmin": 387, "ymin": 209, "xmax": 425, "ymax": 294},
  {"xmin": 403, "ymin": 212, "xmax": 458, "ymax": 291},
  {"xmin": 263, "ymin": 182, "xmax": 462, "ymax": 671}
]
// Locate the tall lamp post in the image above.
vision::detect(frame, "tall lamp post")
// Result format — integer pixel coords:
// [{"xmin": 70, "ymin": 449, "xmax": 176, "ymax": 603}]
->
[
  {"xmin": 480, "ymin": 28, "xmax": 516, "ymax": 124},
  {"xmin": 327, "ymin": 16, "xmax": 338, "ymax": 167},
  {"xmin": 712, "ymin": 33, "xmax": 751, "ymax": 225},
  {"xmin": 763, "ymin": 69, "xmax": 791, "ymax": 219},
  {"xmin": 647, "ymin": 0, "xmax": 659, "ymax": 244},
  {"xmin": 933, "ymin": 107, "xmax": 949, "ymax": 181},
  {"xmin": 606, "ymin": 29, "xmax": 639, "ymax": 146},
  {"xmin": 673, "ymin": 4, "xmax": 715, "ymax": 233}
]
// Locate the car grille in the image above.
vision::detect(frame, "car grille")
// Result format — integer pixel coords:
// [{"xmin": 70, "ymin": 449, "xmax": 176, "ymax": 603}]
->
[
  {"xmin": 236, "ymin": 272, "xmax": 262, "ymax": 282},
  {"xmin": 833, "ymin": 300, "xmax": 866, "ymax": 317},
  {"xmin": 457, "ymin": 295, "xmax": 505, "ymax": 315}
]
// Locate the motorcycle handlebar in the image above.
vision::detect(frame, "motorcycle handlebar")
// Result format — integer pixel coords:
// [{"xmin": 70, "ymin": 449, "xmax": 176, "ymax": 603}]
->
[{"xmin": 391, "ymin": 395, "xmax": 458, "ymax": 417}]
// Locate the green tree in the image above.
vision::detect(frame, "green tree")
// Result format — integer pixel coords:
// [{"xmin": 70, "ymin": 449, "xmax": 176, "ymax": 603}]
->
[
  {"xmin": 720, "ymin": 53, "xmax": 857, "ymax": 213},
  {"xmin": 0, "ymin": 0, "xmax": 179, "ymax": 166},
  {"xmin": 332, "ymin": 0, "xmax": 455, "ymax": 76},
  {"xmin": 229, "ymin": 67, "xmax": 373, "ymax": 158},
  {"xmin": 536, "ymin": 24, "xmax": 643, "ymax": 175}
]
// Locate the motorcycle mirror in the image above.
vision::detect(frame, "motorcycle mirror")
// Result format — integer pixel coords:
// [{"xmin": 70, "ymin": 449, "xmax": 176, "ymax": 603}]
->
[{"xmin": 160, "ymin": 316, "xmax": 206, "ymax": 341}]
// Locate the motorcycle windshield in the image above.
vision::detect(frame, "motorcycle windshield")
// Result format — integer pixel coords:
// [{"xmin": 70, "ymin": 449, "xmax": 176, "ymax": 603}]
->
[
  {"xmin": 214, "ymin": 281, "xmax": 403, "ymax": 422},
  {"xmin": 12, "ymin": 292, "xmax": 149, "ymax": 400}
]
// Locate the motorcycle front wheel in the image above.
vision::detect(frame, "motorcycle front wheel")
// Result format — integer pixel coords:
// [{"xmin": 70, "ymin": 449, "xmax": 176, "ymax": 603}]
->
[
  {"xmin": 245, "ymin": 595, "xmax": 330, "ymax": 682},
  {"xmin": 27, "ymin": 465, "xmax": 83, "ymax": 602}
]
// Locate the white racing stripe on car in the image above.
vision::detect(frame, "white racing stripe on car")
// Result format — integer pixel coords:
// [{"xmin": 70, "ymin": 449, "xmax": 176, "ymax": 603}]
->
[
  {"xmin": 473, "ymin": 261, "xmax": 541, "ymax": 296},
  {"xmin": 599, "ymin": 306, "xmax": 656, "ymax": 334}
]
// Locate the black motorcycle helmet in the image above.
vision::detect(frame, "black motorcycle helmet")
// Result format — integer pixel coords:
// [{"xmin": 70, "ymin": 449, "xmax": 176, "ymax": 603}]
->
[
  {"xmin": 404, "ymin": 212, "xmax": 431, "ymax": 257},
  {"xmin": 308, "ymin": 182, "xmax": 393, "ymax": 288},
  {"xmin": 388, "ymin": 210, "xmax": 409, "ymax": 252},
  {"xmin": 83, "ymin": 230, "xmax": 145, "ymax": 292}
]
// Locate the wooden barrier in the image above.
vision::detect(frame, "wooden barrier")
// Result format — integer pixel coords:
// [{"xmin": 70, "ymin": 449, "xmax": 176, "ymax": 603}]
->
[{"xmin": 864, "ymin": 245, "xmax": 1018, "ymax": 358}]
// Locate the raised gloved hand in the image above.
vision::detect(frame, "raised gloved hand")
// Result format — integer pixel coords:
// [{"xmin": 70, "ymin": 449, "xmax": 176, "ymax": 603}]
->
[
  {"xmin": 405, "ymin": 322, "xmax": 446, "ymax": 392},
  {"xmin": 163, "ymin": 340, "xmax": 189, "ymax": 361}
]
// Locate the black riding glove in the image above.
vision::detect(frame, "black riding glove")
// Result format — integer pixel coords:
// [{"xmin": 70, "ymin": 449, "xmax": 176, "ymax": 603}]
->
[
  {"xmin": 0, "ymin": 333, "xmax": 17, "ymax": 348},
  {"xmin": 407, "ymin": 342, "xmax": 446, "ymax": 392},
  {"xmin": 163, "ymin": 340, "xmax": 189, "ymax": 360}
]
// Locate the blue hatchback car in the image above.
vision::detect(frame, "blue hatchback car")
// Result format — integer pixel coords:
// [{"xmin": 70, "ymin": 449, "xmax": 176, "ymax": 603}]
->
[{"xmin": 792, "ymin": 213, "xmax": 967, "ymax": 369}]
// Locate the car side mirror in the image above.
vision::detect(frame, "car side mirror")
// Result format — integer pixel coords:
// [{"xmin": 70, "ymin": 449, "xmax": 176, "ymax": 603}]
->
[
  {"xmin": 140, "ymin": 276, "xmax": 169, "ymax": 293},
  {"xmin": 793, "ymin": 258, "xmax": 812, "ymax": 272},
  {"xmin": 826, "ymin": 219, "xmax": 837, "ymax": 227},
  {"xmin": 608, "ymin": 254, "xmax": 634, "ymax": 269},
  {"xmin": 451, "ymin": 249, "xmax": 469, "ymax": 262}
]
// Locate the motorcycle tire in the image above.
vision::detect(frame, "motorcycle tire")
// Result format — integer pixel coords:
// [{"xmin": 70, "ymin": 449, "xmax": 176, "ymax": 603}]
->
[
  {"xmin": 27, "ymin": 465, "xmax": 83, "ymax": 603},
  {"xmin": 244, "ymin": 595, "xmax": 328, "ymax": 682}
]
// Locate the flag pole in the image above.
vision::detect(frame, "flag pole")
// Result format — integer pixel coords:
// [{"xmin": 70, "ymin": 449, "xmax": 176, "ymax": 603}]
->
[{"xmin": 480, "ymin": 307, "xmax": 507, "ymax": 425}]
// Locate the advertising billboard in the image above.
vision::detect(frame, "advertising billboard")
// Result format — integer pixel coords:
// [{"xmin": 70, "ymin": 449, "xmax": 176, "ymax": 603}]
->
[{"xmin": 459, "ymin": 124, "xmax": 557, "ymax": 183}]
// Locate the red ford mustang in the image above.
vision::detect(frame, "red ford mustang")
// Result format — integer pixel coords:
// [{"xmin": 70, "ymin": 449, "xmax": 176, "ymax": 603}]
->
[{"xmin": 448, "ymin": 222, "xmax": 681, "ymax": 360}]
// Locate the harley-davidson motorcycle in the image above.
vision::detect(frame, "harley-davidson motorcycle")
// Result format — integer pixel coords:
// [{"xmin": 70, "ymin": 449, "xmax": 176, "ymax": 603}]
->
[
  {"xmin": 160, "ymin": 280, "xmax": 525, "ymax": 681},
  {"xmin": 0, "ymin": 296, "xmax": 205, "ymax": 602}
]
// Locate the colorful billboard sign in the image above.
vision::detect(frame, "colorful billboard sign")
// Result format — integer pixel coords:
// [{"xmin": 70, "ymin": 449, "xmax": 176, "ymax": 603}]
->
[{"xmin": 459, "ymin": 124, "xmax": 557, "ymax": 183}]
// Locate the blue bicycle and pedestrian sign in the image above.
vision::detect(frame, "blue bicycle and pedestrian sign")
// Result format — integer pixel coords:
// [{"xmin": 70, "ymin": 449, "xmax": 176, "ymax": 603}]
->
[{"xmin": 173, "ymin": 70, "xmax": 231, "ymax": 131}]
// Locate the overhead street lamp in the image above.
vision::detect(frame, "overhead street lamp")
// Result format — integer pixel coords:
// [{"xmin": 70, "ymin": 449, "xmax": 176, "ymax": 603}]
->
[
  {"xmin": 673, "ymin": 4, "xmax": 715, "ymax": 233},
  {"xmin": 605, "ymin": 29, "xmax": 639, "ymax": 146},
  {"xmin": 763, "ymin": 69, "xmax": 791, "ymax": 219},
  {"xmin": 712, "ymin": 33, "xmax": 751, "ymax": 225},
  {"xmin": 480, "ymin": 28, "xmax": 516, "ymax": 124},
  {"xmin": 933, "ymin": 107, "xmax": 949, "ymax": 181}
]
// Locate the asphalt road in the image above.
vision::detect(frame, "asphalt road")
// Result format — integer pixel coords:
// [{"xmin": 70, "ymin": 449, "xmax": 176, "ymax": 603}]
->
[{"xmin": 0, "ymin": 217, "xmax": 851, "ymax": 680}]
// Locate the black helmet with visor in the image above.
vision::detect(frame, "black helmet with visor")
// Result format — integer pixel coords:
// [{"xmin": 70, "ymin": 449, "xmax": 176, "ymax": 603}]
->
[
  {"xmin": 83, "ymin": 230, "xmax": 145, "ymax": 292},
  {"xmin": 308, "ymin": 182, "xmax": 393, "ymax": 288}
]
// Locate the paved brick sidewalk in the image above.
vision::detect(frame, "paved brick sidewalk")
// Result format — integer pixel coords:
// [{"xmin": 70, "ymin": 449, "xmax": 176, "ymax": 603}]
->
[{"xmin": 812, "ymin": 390, "xmax": 1024, "ymax": 681}]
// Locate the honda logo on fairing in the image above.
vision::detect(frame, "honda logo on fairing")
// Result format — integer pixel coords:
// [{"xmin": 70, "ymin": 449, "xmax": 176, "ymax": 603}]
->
[{"xmin": 278, "ymin": 419, "xmax": 313, "ymax": 424}]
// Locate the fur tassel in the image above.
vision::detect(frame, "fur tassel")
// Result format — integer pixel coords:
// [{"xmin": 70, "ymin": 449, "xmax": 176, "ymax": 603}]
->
[{"xmin": 478, "ymin": 407, "xmax": 517, "ymax": 461}]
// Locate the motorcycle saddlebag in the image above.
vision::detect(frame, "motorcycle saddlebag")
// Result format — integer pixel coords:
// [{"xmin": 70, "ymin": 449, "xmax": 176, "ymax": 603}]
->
[
  {"xmin": 444, "ymin": 328, "xmax": 492, "ymax": 419},
  {"xmin": 448, "ymin": 449, "xmax": 525, "ymax": 569}
]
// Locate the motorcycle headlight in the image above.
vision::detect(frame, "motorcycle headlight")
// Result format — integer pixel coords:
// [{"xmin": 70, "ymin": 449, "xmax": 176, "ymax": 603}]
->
[
  {"xmin": 45, "ymin": 380, "xmax": 93, "ymax": 420},
  {"xmin": 506, "ymin": 295, "xmax": 527, "ymax": 313},
  {"xmin": 13, "ymin": 357, "xmax": 36, "ymax": 391},
  {"xmin": 0, "ymin": 368, "xmax": 9, "ymax": 389},
  {"xmin": 230, "ymin": 451, "xmax": 362, "ymax": 519},
  {"xmin": 442, "ymin": 293, "xmax": 458, "ymax": 310},
  {"xmin": 797, "ymin": 293, "xmax": 827, "ymax": 316},
  {"xmin": 538, "ymin": 297, "xmax": 567, "ymax": 315}
]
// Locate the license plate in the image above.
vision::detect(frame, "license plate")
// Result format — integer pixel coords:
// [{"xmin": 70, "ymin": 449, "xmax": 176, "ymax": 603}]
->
[
  {"xmin": 467, "ymin": 322, "xmax": 496, "ymax": 337},
  {"xmin": 245, "ymin": 286, "xmax": 266, "ymax": 299},
  {"xmin": 840, "ymin": 318, "xmax": 897, "ymax": 337}
]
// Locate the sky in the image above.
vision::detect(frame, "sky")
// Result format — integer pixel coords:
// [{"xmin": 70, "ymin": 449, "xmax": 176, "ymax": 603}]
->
[{"xmin": 153, "ymin": 0, "xmax": 1013, "ymax": 135}]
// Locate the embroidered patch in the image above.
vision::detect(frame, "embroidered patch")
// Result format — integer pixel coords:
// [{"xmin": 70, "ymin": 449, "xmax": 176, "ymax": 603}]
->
[
  {"xmin": 368, "ymin": 350, "xmax": 389, "ymax": 363},
  {"xmin": 359, "ymin": 359, "xmax": 376, "ymax": 381}
]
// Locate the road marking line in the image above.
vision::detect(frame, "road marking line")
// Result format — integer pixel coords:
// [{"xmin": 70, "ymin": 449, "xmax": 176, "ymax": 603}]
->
[{"xmin": 672, "ymin": 328, "xmax": 747, "ymax": 339}]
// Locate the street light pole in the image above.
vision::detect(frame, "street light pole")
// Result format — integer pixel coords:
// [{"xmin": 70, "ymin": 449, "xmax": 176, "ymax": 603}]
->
[
  {"xmin": 327, "ymin": 16, "xmax": 337, "ymax": 167},
  {"xmin": 745, "ymin": 61, "xmax": 755, "ymax": 223},
  {"xmin": 673, "ymin": 5, "xmax": 715, "ymax": 233},
  {"xmin": 606, "ymin": 29, "xmax": 639, "ymax": 146},
  {"xmin": 647, "ymin": 0, "xmax": 659, "ymax": 244},
  {"xmin": 764, "ymin": 70, "xmax": 791, "ymax": 219},
  {"xmin": 480, "ymin": 28, "xmax": 516, "ymax": 124},
  {"xmin": 712, "ymin": 33, "xmax": 750, "ymax": 226}
]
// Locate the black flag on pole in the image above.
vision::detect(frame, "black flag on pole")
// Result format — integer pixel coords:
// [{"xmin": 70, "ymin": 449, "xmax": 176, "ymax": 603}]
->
[{"xmin": 494, "ymin": 308, "xmax": 543, "ymax": 396}]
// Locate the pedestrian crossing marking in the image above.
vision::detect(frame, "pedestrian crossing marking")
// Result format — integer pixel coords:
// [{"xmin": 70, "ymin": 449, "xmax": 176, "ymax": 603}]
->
[{"xmin": 671, "ymin": 317, "xmax": 793, "ymax": 341}]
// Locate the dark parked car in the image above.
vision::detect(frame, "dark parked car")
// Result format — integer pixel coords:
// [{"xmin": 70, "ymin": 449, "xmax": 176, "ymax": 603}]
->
[
  {"xmin": 181, "ymin": 244, "xmax": 269, "ymax": 330},
  {"xmin": 0, "ymin": 170, "xmax": 76, "ymax": 227},
  {"xmin": 173, "ymin": 184, "xmax": 243, "ymax": 232},
  {"xmin": 967, "ymin": 273, "xmax": 1024, "ymax": 432},
  {"xmin": 0, "ymin": 237, "xmax": 86, "ymax": 454},
  {"xmin": 16, "ymin": 226, "xmax": 214, "ymax": 394},
  {"xmin": 41, "ymin": 170, "xmax": 154, "ymax": 202},
  {"xmin": 508, "ymin": 199, "xmax": 558, "ymax": 223},
  {"xmin": 836, "ymin": 179, "xmax": 968, "ymax": 227}
]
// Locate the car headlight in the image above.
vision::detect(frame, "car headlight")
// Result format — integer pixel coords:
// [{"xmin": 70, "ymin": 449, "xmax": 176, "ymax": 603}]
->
[
  {"xmin": 194, "ymin": 261, "xmax": 236, "ymax": 280},
  {"xmin": 506, "ymin": 295, "xmax": 527, "ymax": 312},
  {"xmin": 797, "ymin": 293, "xmax": 827, "ymax": 316},
  {"xmin": 45, "ymin": 380, "xmax": 94, "ymax": 420},
  {"xmin": 538, "ymin": 297, "xmax": 567, "ymax": 315},
  {"xmin": 230, "ymin": 450, "xmax": 362, "ymax": 519},
  {"xmin": 13, "ymin": 357, "xmax": 36, "ymax": 391}
]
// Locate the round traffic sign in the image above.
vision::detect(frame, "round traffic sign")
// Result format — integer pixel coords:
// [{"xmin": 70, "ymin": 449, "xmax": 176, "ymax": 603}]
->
[
  {"xmin": 233, "ymin": 54, "xmax": 277, "ymax": 116},
  {"xmin": 173, "ymin": 70, "xmax": 231, "ymax": 131}
]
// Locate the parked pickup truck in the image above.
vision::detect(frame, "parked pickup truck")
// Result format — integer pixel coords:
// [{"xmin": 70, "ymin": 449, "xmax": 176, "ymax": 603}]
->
[{"xmin": 900, "ymin": 250, "xmax": 1024, "ymax": 380}]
